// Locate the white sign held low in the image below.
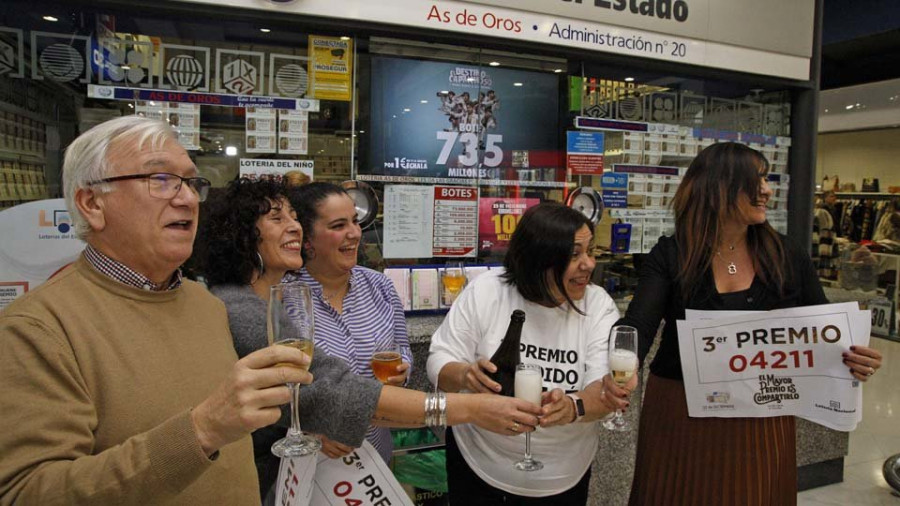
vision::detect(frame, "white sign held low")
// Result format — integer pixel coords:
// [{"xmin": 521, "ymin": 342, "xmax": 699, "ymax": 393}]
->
[{"xmin": 677, "ymin": 302, "xmax": 870, "ymax": 431}]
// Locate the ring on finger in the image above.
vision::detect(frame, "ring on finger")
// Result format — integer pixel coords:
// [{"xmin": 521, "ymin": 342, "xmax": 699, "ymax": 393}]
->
[
  {"xmin": 868, "ymin": 366, "xmax": 875, "ymax": 376},
  {"xmin": 510, "ymin": 421, "xmax": 520, "ymax": 432}
]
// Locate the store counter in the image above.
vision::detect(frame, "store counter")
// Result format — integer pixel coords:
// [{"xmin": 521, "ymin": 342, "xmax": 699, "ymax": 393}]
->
[{"xmin": 403, "ymin": 313, "xmax": 849, "ymax": 505}]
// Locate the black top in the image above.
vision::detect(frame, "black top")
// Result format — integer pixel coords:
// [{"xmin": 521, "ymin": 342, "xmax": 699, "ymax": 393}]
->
[{"xmin": 618, "ymin": 235, "xmax": 828, "ymax": 380}]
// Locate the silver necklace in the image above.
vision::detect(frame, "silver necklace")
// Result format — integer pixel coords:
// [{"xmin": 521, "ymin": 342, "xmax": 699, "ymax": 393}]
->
[{"xmin": 716, "ymin": 244, "xmax": 738, "ymax": 275}]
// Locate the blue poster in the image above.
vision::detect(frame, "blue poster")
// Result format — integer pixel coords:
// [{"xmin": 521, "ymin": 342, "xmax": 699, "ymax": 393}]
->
[{"xmin": 368, "ymin": 57, "xmax": 559, "ymax": 180}]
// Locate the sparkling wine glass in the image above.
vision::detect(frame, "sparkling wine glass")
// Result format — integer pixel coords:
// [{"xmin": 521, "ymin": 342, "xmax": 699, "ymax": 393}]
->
[
  {"xmin": 603, "ymin": 325, "xmax": 638, "ymax": 432},
  {"xmin": 268, "ymin": 282, "xmax": 321, "ymax": 457},
  {"xmin": 513, "ymin": 363, "xmax": 543, "ymax": 471},
  {"xmin": 442, "ymin": 261, "xmax": 467, "ymax": 305}
]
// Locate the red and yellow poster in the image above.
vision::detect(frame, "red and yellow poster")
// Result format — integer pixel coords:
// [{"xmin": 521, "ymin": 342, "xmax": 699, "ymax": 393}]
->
[
  {"xmin": 478, "ymin": 197, "xmax": 540, "ymax": 255},
  {"xmin": 308, "ymin": 35, "xmax": 352, "ymax": 101}
]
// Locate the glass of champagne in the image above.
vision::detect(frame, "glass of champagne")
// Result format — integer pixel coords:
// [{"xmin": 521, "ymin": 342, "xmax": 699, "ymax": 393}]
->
[
  {"xmin": 513, "ymin": 363, "xmax": 543, "ymax": 471},
  {"xmin": 268, "ymin": 282, "xmax": 322, "ymax": 457},
  {"xmin": 603, "ymin": 325, "xmax": 638, "ymax": 432},
  {"xmin": 442, "ymin": 261, "xmax": 467, "ymax": 305},
  {"xmin": 370, "ymin": 344, "xmax": 402, "ymax": 384}
]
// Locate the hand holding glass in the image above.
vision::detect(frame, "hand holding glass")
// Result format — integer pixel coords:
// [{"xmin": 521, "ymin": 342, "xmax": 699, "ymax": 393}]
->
[
  {"xmin": 370, "ymin": 344, "xmax": 402, "ymax": 384},
  {"xmin": 442, "ymin": 262, "xmax": 467, "ymax": 304},
  {"xmin": 603, "ymin": 325, "xmax": 638, "ymax": 432},
  {"xmin": 268, "ymin": 283, "xmax": 321, "ymax": 457},
  {"xmin": 513, "ymin": 363, "xmax": 543, "ymax": 471}
]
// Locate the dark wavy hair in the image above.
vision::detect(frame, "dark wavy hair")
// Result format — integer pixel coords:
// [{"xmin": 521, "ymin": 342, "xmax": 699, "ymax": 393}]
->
[
  {"xmin": 672, "ymin": 142, "xmax": 785, "ymax": 301},
  {"xmin": 198, "ymin": 178, "xmax": 289, "ymax": 287},
  {"xmin": 287, "ymin": 182, "xmax": 350, "ymax": 262},
  {"xmin": 501, "ymin": 202, "xmax": 593, "ymax": 314}
]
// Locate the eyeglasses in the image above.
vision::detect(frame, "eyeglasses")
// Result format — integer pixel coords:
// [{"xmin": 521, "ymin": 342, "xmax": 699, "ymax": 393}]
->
[{"xmin": 88, "ymin": 172, "xmax": 211, "ymax": 202}]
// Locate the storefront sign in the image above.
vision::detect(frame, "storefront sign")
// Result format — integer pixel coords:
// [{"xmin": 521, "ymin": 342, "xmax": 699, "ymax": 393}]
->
[
  {"xmin": 566, "ymin": 131, "xmax": 605, "ymax": 175},
  {"xmin": 677, "ymin": 303, "xmax": 870, "ymax": 431},
  {"xmin": 458, "ymin": 0, "xmax": 814, "ymax": 58},
  {"xmin": 0, "ymin": 199, "xmax": 85, "ymax": 310},
  {"xmin": 87, "ymin": 84, "xmax": 319, "ymax": 110},
  {"xmin": 368, "ymin": 57, "xmax": 558, "ymax": 182},
  {"xmin": 432, "ymin": 186, "xmax": 478, "ymax": 257},
  {"xmin": 175, "ymin": 0, "xmax": 811, "ymax": 80},
  {"xmin": 239, "ymin": 158, "xmax": 314, "ymax": 183},
  {"xmin": 478, "ymin": 196, "xmax": 540, "ymax": 255},
  {"xmin": 309, "ymin": 35, "xmax": 352, "ymax": 101}
]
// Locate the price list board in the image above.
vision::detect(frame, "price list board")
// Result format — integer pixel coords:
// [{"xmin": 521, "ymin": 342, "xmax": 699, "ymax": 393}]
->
[{"xmin": 432, "ymin": 185, "xmax": 478, "ymax": 257}]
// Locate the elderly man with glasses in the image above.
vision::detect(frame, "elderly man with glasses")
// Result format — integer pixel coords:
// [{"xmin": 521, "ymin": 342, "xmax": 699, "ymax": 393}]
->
[{"xmin": 0, "ymin": 116, "xmax": 310, "ymax": 505}]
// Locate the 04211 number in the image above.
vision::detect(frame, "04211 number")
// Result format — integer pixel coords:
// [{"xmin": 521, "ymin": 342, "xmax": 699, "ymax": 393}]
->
[
  {"xmin": 729, "ymin": 350, "xmax": 814, "ymax": 373},
  {"xmin": 436, "ymin": 131, "xmax": 503, "ymax": 167}
]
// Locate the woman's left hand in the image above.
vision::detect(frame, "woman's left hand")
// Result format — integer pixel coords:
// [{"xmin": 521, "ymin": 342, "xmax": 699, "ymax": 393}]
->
[
  {"xmin": 317, "ymin": 434, "xmax": 355, "ymax": 459},
  {"xmin": 385, "ymin": 362, "xmax": 411, "ymax": 386},
  {"xmin": 843, "ymin": 345, "xmax": 883, "ymax": 382},
  {"xmin": 538, "ymin": 388, "xmax": 574, "ymax": 428}
]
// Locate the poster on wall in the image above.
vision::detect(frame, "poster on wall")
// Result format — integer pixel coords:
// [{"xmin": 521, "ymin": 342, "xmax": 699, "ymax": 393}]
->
[
  {"xmin": 383, "ymin": 185, "xmax": 434, "ymax": 259},
  {"xmin": 368, "ymin": 57, "xmax": 559, "ymax": 182},
  {"xmin": 246, "ymin": 107, "xmax": 276, "ymax": 154},
  {"xmin": 566, "ymin": 131, "xmax": 604, "ymax": 175},
  {"xmin": 0, "ymin": 199, "xmax": 85, "ymax": 310},
  {"xmin": 135, "ymin": 102, "xmax": 200, "ymax": 150},
  {"xmin": 239, "ymin": 158, "xmax": 313, "ymax": 184},
  {"xmin": 309, "ymin": 35, "xmax": 352, "ymax": 101},
  {"xmin": 478, "ymin": 196, "xmax": 540, "ymax": 255},
  {"xmin": 277, "ymin": 109, "xmax": 308, "ymax": 155},
  {"xmin": 432, "ymin": 186, "xmax": 478, "ymax": 258}
]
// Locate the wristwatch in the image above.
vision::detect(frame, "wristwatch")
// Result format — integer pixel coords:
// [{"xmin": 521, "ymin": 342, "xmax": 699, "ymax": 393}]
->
[{"xmin": 566, "ymin": 393, "xmax": 585, "ymax": 423}]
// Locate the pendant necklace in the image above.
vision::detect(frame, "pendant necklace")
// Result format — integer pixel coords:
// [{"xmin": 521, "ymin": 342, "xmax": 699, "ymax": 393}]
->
[{"xmin": 716, "ymin": 244, "xmax": 738, "ymax": 275}]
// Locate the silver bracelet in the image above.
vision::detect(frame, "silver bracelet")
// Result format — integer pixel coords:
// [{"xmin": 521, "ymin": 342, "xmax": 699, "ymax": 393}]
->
[
  {"xmin": 424, "ymin": 391, "xmax": 448, "ymax": 428},
  {"xmin": 437, "ymin": 391, "xmax": 447, "ymax": 429}
]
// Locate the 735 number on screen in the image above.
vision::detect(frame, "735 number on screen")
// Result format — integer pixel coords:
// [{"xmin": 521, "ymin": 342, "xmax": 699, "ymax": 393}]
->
[{"xmin": 436, "ymin": 131, "xmax": 503, "ymax": 167}]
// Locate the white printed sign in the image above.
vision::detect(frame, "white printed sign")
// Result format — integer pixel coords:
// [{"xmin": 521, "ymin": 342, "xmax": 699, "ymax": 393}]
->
[
  {"xmin": 276, "ymin": 441, "xmax": 413, "ymax": 506},
  {"xmin": 239, "ymin": 158, "xmax": 314, "ymax": 184},
  {"xmin": 677, "ymin": 303, "xmax": 870, "ymax": 431}
]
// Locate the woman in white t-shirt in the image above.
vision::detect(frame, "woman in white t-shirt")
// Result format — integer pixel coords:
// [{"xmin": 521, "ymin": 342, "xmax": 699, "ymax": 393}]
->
[{"xmin": 427, "ymin": 203, "xmax": 626, "ymax": 504}]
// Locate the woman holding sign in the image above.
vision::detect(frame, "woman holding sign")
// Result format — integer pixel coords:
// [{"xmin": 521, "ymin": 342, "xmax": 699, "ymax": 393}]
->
[{"xmin": 602, "ymin": 142, "xmax": 883, "ymax": 505}]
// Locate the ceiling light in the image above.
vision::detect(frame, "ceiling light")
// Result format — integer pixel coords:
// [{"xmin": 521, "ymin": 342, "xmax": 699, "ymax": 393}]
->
[
  {"xmin": 420, "ymin": 100, "xmax": 428, "ymax": 104},
  {"xmin": 359, "ymin": 130, "xmax": 365, "ymax": 133},
  {"xmin": 554, "ymin": 68, "xmax": 563, "ymax": 73},
  {"xmin": 489, "ymin": 61, "xmax": 500, "ymax": 67},
  {"xmin": 225, "ymin": 146, "xmax": 238, "ymax": 156},
  {"xmin": 513, "ymin": 82, "xmax": 523, "ymax": 87},
  {"xmin": 403, "ymin": 108, "xmax": 411, "ymax": 112},
  {"xmin": 845, "ymin": 105, "xmax": 854, "ymax": 110},
  {"xmin": 340, "ymin": 36, "xmax": 351, "ymax": 41},
  {"xmin": 624, "ymin": 77, "xmax": 635, "ymax": 82},
  {"xmin": 42, "ymin": 15, "xmax": 58, "ymax": 22},
  {"xmin": 260, "ymin": 28, "xmax": 271, "ymax": 33}
]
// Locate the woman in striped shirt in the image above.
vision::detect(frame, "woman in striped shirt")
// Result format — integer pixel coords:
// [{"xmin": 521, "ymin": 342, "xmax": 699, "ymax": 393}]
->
[{"xmin": 286, "ymin": 182, "xmax": 412, "ymax": 463}]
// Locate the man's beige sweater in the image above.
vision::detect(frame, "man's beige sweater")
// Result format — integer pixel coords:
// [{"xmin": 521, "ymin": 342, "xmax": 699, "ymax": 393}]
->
[{"xmin": 0, "ymin": 256, "xmax": 259, "ymax": 505}]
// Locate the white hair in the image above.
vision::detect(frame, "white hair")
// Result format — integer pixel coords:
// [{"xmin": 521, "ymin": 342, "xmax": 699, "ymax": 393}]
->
[{"xmin": 63, "ymin": 116, "xmax": 178, "ymax": 239}]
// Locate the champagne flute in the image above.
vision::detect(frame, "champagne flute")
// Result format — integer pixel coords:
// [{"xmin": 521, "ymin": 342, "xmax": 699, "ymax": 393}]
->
[
  {"xmin": 442, "ymin": 261, "xmax": 467, "ymax": 305},
  {"xmin": 268, "ymin": 283, "xmax": 322, "ymax": 457},
  {"xmin": 370, "ymin": 344, "xmax": 402, "ymax": 384},
  {"xmin": 603, "ymin": 325, "xmax": 638, "ymax": 432},
  {"xmin": 513, "ymin": 363, "xmax": 543, "ymax": 471}
]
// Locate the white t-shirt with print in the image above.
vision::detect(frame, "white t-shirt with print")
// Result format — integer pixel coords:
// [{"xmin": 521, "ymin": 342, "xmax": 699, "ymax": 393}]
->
[{"xmin": 427, "ymin": 270, "xmax": 620, "ymax": 497}]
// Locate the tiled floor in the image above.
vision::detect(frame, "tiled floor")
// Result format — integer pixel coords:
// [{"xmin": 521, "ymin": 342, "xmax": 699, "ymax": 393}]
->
[{"xmin": 798, "ymin": 337, "xmax": 900, "ymax": 505}]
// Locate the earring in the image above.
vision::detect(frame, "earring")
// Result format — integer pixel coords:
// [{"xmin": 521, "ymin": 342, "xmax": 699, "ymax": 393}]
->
[{"xmin": 255, "ymin": 252, "xmax": 265, "ymax": 275}]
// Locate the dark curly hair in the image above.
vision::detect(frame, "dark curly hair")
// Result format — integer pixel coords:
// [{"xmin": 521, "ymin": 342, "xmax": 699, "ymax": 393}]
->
[{"xmin": 198, "ymin": 178, "xmax": 289, "ymax": 287}]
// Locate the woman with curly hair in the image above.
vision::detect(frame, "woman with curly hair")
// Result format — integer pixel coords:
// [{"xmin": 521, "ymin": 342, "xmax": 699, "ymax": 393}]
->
[{"xmin": 196, "ymin": 178, "xmax": 544, "ymax": 503}]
